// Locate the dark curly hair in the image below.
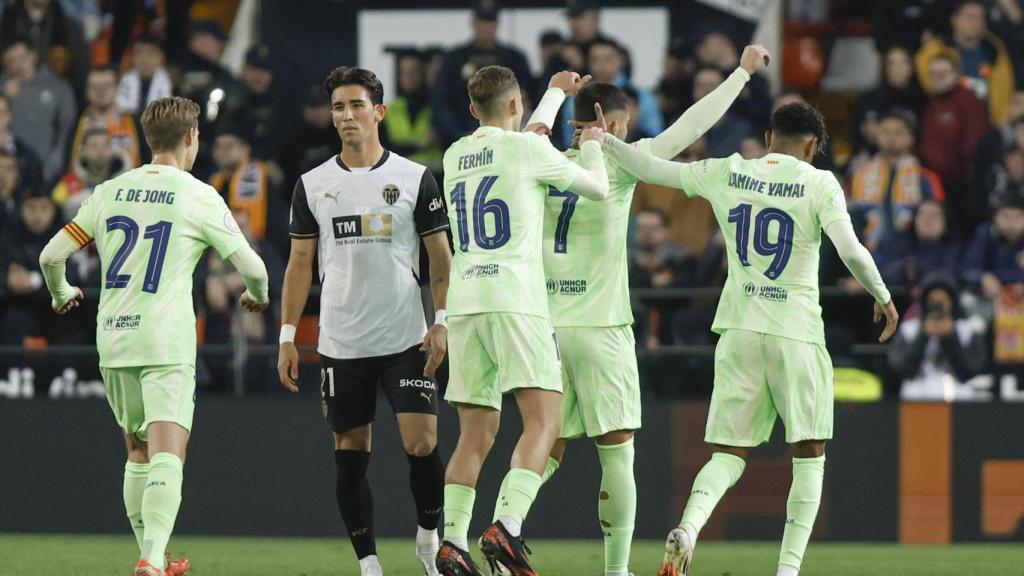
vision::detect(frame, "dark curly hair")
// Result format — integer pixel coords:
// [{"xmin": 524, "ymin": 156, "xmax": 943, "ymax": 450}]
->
[
  {"xmin": 771, "ymin": 102, "xmax": 828, "ymax": 154},
  {"xmin": 574, "ymin": 82, "xmax": 628, "ymax": 122},
  {"xmin": 323, "ymin": 66, "xmax": 384, "ymax": 106}
]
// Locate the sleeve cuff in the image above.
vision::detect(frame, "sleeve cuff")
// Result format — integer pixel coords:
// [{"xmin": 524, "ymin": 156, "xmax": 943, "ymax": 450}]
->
[{"xmin": 733, "ymin": 67, "xmax": 751, "ymax": 82}]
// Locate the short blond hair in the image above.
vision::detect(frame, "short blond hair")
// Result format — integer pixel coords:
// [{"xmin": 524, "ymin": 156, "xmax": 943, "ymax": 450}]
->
[
  {"xmin": 141, "ymin": 97, "xmax": 200, "ymax": 153},
  {"xmin": 468, "ymin": 65, "xmax": 519, "ymax": 118}
]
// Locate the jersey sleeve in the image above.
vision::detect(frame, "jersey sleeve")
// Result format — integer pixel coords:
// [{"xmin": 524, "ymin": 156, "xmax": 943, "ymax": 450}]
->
[
  {"xmin": 527, "ymin": 133, "xmax": 577, "ymax": 192},
  {"xmin": 814, "ymin": 172, "xmax": 852, "ymax": 229},
  {"xmin": 201, "ymin": 188, "xmax": 250, "ymax": 258},
  {"xmin": 414, "ymin": 168, "xmax": 449, "ymax": 236},
  {"xmin": 289, "ymin": 178, "xmax": 319, "ymax": 239},
  {"xmin": 65, "ymin": 190, "xmax": 97, "ymax": 248},
  {"xmin": 678, "ymin": 157, "xmax": 731, "ymax": 199}
]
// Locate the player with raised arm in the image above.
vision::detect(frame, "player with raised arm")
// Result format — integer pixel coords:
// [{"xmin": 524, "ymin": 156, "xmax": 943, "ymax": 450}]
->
[
  {"xmin": 599, "ymin": 102, "xmax": 898, "ymax": 576},
  {"xmin": 435, "ymin": 65, "xmax": 609, "ymax": 576},
  {"xmin": 38, "ymin": 97, "xmax": 270, "ymax": 576},
  {"xmin": 276, "ymin": 67, "xmax": 452, "ymax": 576},
  {"xmin": 512, "ymin": 45, "xmax": 771, "ymax": 576}
]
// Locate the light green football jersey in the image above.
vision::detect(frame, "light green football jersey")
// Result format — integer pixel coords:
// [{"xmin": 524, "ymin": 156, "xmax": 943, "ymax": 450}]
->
[
  {"xmin": 443, "ymin": 126, "xmax": 581, "ymax": 318},
  {"xmin": 542, "ymin": 139, "xmax": 652, "ymax": 327},
  {"xmin": 678, "ymin": 152, "xmax": 850, "ymax": 345},
  {"xmin": 69, "ymin": 164, "xmax": 249, "ymax": 367}
]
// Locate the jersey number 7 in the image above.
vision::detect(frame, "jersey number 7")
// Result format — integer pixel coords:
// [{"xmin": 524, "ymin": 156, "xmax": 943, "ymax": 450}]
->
[
  {"xmin": 726, "ymin": 204, "xmax": 794, "ymax": 280},
  {"xmin": 105, "ymin": 216, "xmax": 173, "ymax": 293}
]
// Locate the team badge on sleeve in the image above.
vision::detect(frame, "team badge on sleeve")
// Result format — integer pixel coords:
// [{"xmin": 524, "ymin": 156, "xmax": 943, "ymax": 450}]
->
[{"xmin": 382, "ymin": 183, "xmax": 400, "ymax": 205}]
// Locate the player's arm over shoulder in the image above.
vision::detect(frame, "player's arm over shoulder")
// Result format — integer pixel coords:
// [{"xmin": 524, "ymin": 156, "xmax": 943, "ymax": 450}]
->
[
  {"xmin": 523, "ymin": 131, "xmax": 576, "ymax": 192},
  {"xmin": 677, "ymin": 154, "xmax": 737, "ymax": 198}
]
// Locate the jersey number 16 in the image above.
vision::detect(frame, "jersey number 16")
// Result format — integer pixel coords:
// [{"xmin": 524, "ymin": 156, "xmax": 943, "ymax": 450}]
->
[{"xmin": 450, "ymin": 176, "xmax": 510, "ymax": 251}]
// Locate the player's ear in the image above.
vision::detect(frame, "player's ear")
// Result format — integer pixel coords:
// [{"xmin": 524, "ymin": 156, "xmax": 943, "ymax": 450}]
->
[
  {"xmin": 469, "ymin": 102, "xmax": 480, "ymax": 121},
  {"xmin": 805, "ymin": 137, "xmax": 817, "ymax": 160},
  {"xmin": 764, "ymin": 129, "xmax": 772, "ymax": 149},
  {"xmin": 374, "ymin": 103, "xmax": 387, "ymax": 123}
]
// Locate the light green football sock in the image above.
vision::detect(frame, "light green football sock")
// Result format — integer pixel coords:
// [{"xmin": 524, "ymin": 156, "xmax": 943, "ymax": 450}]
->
[
  {"xmin": 123, "ymin": 461, "xmax": 150, "ymax": 550},
  {"xmin": 443, "ymin": 484, "xmax": 476, "ymax": 547},
  {"xmin": 779, "ymin": 456, "xmax": 825, "ymax": 571},
  {"xmin": 494, "ymin": 457, "xmax": 559, "ymax": 522},
  {"xmin": 679, "ymin": 452, "xmax": 746, "ymax": 532},
  {"xmin": 495, "ymin": 468, "xmax": 543, "ymax": 527},
  {"xmin": 597, "ymin": 439, "xmax": 636, "ymax": 575},
  {"xmin": 140, "ymin": 452, "xmax": 183, "ymax": 569}
]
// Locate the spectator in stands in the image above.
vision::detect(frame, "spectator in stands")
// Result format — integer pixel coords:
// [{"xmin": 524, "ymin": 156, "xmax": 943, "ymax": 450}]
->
[
  {"xmin": 431, "ymin": 0, "xmax": 532, "ymax": 145},
  {"xmin": 916, "ymin": 0, "xmax": 1015, "ymax": 126},
  {"xmin": 850, "ymin": 110, "xmax": 945, "ymax": 250},
  {"xmin": 115, "ymin": 35, "xmax": 173, "ymax": 117},
  {"xmin": 876, "ymin": 200, "xmax": 961, "ymax": 287},
  {"xmin": 177, "ymin": 20, "xmax": 242, "ymax": 157},
  {"xmin": 556, "ymin": 38, "xmax": 664, "ymax": 148},
  {"xmin": 975, "ymin": 89, "xmax": 1024, "ymax": 206},
  {"xmin": 208, "ymin": 124, "xmax": 287, "ymax": 253},
  {"xmin": 202, "ymin": 209, "xmax": 284, "ymax": 345},
  {"xmin": 0, "ymin": 93, "xmax": 42, "ymax": 189},
  {"xmin": 0, "ymin": 150, "xmax": 21, "ymax": 229},
  {"xmin": 888, "ymin": 273, "xmax": 987, "ymax": 401},
  {"xmin": 51, "ymin": 128, "xmax": 126, "ymax": 221},
  {"xmin": 988, "ymin": 0, "xmax": 1024, "ymax": 82},
  {"xmin": 629, "ymin": 208, "xmax": 692, "ymax": 349},
  {"xmin": 535, "ymin": 29, "xmax": 568, "ymax": 101},
  {"xmin": 850, "ymin": 45, "xmax": 926, "ymax": 156},
  {"xmin": 383, "ymin": 50, "xmax": 442, "ymax": 174},
  {"xmin": 281, "ymin": 84, "xmax": 336, "ymax": 190},
  {"xmin": 71, "ymin": 67, "xmax": 142, "ymax": 170},
  {"xmin": 692, "ymin": 66, "xmax": 752, "ymax": 157},
  {"xmin": 656, "ymin": 40, "xmax": 692, "ymax": 125},
  {"xmin": 695, "ymin": 31, "xmax": 772, "ymax": 131},
  {"xmin": 231, "ymin": 46, "xmax": 281, "ymax": 162},
  {"xmin": 0, "ymin": 0, "xmax": 88, "ymax": 106},
  {"xmin": 919, "ymin": 51, "xmax": 989, "ymax": 236},
  {"xmin": 962, "ymin": 194, "xmax": 1024, "ymax": 299},
  {"xmin": 0, "ymin": 36, "xmax": 75, "ymax": 184},
  {"xmin": 565, "ymin": 0, "xmax": 615, "ymax": 72},
  {"xmin": 0, "ymin": 187, "xmax": 62, "ymax": 343}
]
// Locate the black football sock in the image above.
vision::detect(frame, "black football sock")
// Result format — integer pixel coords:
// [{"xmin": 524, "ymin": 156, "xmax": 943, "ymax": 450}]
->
[
  {"xmin": 335, "ymin": 449, "xmax": 376, "ymax": 558},
  {"xmin": 407, "ymin": 446, "xmax": 444, "ymax": 530}
]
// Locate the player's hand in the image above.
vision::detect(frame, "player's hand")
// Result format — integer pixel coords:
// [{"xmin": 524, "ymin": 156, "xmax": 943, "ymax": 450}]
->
[
  {"xmin": 739, "ymin": 44, "xmax": 771, "ymax": 75},
  {"xmin": 52, "ymin": 287, "xmax": 84, "ymax": 315},
  {"xmin": 278, "ymin": 342, "xmax": 300, "ymax": 392},
  {"xmin": 548, "ymin": 70, "xmax": 592, "ymax": 97},
  {"xmin": 420, "ymin": 324, "xmax": 448, "ymax": 377},
  {"xmin": 239, "ymin": 290, "xmax": 269, "ymax": 313},
  {"xmin": 579, "ymin": 125, "xmax": 605, "ymax": 145},
  {"xmin": 874, "ymin": 300, "xmax": 899, "ymax": 343},
  {"xmin": 523, "ymin": 122, "xmax": 552, "ymax": 136}
]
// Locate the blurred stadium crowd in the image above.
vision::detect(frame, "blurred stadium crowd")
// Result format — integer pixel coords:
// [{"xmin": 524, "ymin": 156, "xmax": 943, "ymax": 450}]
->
[{"xmin": 2, "ymin": 0, "xmax": 1024, "ymax": 400}]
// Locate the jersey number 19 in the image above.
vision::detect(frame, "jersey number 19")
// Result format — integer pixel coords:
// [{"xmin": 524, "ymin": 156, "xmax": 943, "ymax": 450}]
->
[{"xmin": 727, "ymin": 203, "xmax": 794, "ymax": 280}]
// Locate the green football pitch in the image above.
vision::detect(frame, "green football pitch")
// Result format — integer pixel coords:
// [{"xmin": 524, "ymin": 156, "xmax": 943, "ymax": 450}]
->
[{"xmin": 1, "ymin": 535, "xmax": 1021, "ymax": 576}]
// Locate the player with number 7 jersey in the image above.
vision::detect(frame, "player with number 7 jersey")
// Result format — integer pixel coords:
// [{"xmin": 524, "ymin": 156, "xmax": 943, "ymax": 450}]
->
[{"xmin": 38, "ymin": 97, "xmax": 269, "ymax": 576}]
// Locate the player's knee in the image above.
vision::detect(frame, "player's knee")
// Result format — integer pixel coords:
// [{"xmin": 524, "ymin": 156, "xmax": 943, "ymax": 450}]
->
[
  {"xmin": 334, "ymin": 425, "xmax": 372, "ymax": 451},
  {"xmin": 792, "ymin": 440, "xmax": 826, "ymax": 459},
  {"xmin": 403, "ymin": 436, "xmax": 436, "ymax": 457},
  {"xmin": 595, "ymin": 430, "xmax": 634, "ymax": 446}
]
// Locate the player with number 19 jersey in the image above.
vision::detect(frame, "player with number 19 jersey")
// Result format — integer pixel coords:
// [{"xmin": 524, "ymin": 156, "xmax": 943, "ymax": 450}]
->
[
  {"xmin": 68, "ymin": 165, "xmax": 249, "ymax": 368},
  {"xmin": 680, "ymin": 153, "xmax": 850, "ymax": 346}
]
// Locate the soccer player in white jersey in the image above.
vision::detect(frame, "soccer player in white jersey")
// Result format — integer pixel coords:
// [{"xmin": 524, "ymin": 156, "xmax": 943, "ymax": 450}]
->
[
  {"xmin": 599, "ymin": 102, "xmax": 899, "ymax": 576},
  {"xmin": 38, "ymin": 97, "xmax": 270, "ymax": 576},
  {"xmin": 277, "ymin": 67, "xmax": 452, "ymax": 576},
  {"xmin": 517, "ymin": 45, "xmax": 771, "ymax": 576},
  {"xmin": 435, "ymin": 65, "xmax": 609, "ymax": 576}
]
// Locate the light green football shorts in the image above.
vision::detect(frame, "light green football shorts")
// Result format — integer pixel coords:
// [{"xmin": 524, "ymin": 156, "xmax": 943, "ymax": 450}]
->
[
  {"xmin": 445, "ymin": 312, "xmax": 562, "ymax": 410},
  {"xmin": 99, "ymin": 364, "xmax": 196, "ymax": 441},
  {"xmin": 706, "ymin": 329, "xmax": 833, "ymax": 447},
  {"xmin": 557, "ymin": 325, "xmax": 641, "ymax": 439}
]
